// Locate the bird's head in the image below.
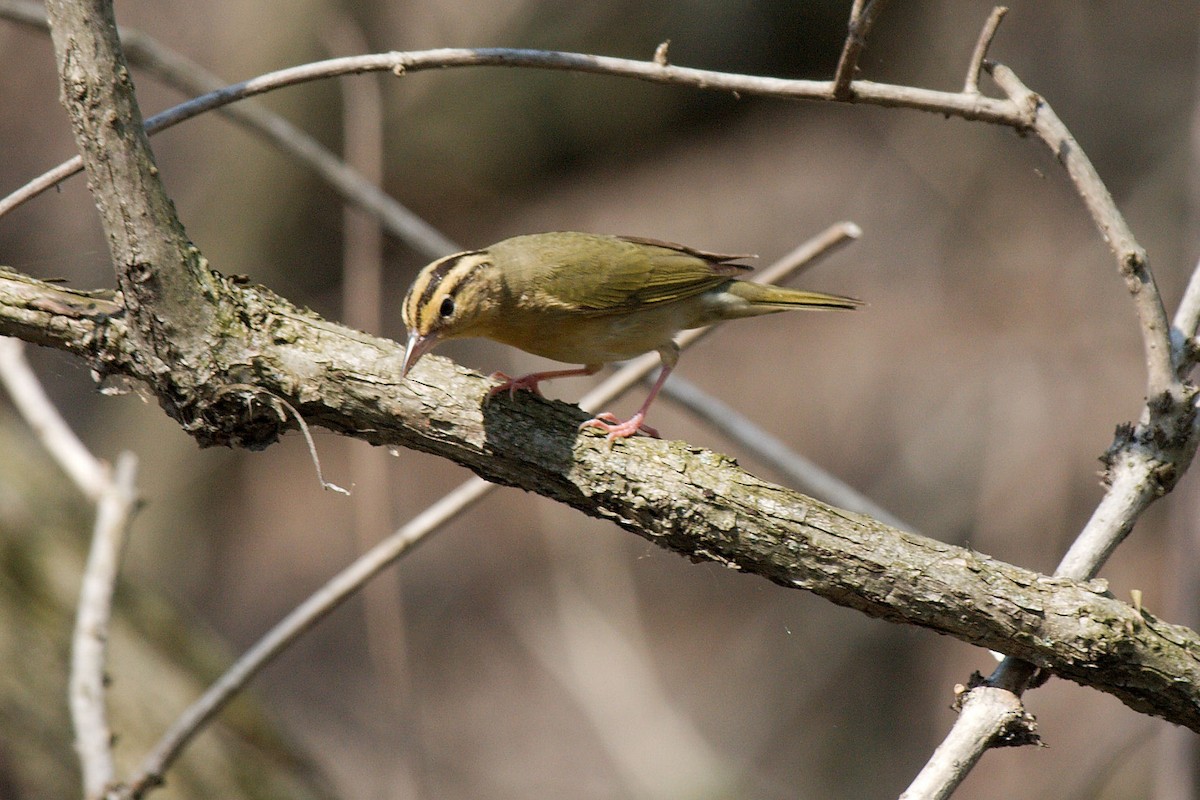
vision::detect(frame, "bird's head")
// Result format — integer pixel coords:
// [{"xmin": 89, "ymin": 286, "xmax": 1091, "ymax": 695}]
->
[{"xmin": 400, "ymin": 249, "xmax": 502, "ymax": 375}]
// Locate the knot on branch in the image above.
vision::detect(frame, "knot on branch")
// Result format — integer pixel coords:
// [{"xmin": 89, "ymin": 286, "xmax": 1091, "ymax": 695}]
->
[
  {"xmin": 1180, "ymin": 338, "xmax": 1200, "ymax": 369},
  {"xmin": 990, "ymin": 706, "xmax": 1041, "ymax": 748},
  {"xmin": 953, "ymin": 674, "xmax": 1042, "ymax": 749},
  {"xmin": 178, "ymin": 384, "xmax": 290, "ymax": 450},
  {"xmin": 1099, "ymin": 385, "xmax": 1198, "ymax": 493},
  {"xmin": 120, "ymin": 276, "xmax": 318, "ymax": 451},
  {"xmin": 1119, "ymin": 247, "xmax": 1150, "ymax": 283}
]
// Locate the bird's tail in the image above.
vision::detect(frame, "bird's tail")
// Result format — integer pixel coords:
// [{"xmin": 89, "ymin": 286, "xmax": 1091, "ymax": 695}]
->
[{"xmin": 726, "ymin": 280, "xmax": 862, "ymax": 311}]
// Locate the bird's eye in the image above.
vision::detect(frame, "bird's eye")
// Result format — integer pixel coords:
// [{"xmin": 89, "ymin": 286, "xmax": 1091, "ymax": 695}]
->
[{"xmin": 439, "ymin": 296, "xmax": 455, "ymax": 318}]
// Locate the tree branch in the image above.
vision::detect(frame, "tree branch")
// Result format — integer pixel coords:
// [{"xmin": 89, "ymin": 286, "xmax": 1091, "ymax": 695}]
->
[
  {"xmin": 906, "ymin": 59, "xmax": 1196, "ymax": 796},
  {"xmin": 0, "ymin": 45, "xmax": 1029, "ymax": 221},
  {"xmin": 4, "ymin": 264, "xmax": 1200, "ymax": 730},
  {"xmin": 70, "ymin": 452, "xmax": 138, "ymax": 800},
  {"xmin": 964, "ymin": 6, "xmax": 1008, "ymax": 94},
  {"xmin": 832, "ymin": 0, "xmax": 891, "ymax": 99},
  {"xmin": 0, "ymin": 338, "xmax": 140, "ymax": 800},
  {"xmin": 43, "ymin": 0, "xmax": 218, "ymax": 359}
]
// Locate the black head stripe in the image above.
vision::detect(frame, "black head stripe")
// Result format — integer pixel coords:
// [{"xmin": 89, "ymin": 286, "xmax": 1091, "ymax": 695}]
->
[{"xmin": 405, "ymin": 250, "xmax": 487, "ymax": 330}]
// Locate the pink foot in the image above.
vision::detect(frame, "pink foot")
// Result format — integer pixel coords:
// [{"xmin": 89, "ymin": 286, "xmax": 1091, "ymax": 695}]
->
[
  {"xmin": 488, "ymin": 371, "xmax": 544, "ymax": 400},
  {"xmin": 579, "ymin": 411, "xmax": 661, "ymax": 441}
]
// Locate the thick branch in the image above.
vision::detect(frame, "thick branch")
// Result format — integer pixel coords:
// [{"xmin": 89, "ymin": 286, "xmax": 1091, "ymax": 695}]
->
[
  {"xmin": 43, "ymin": 0, "xmax": 226, "ymax": 430},
  {"xmin": 0, "ymin": 267, "xmax": 125, "ymax": 358},
  {"xmin": 3, "ymin": 270, "xmax": 1200, "ymax": 729}
]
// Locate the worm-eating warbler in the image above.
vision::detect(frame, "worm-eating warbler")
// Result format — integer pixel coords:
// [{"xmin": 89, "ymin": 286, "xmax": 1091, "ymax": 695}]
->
[{"xmin": 401, "ymin": 232, "xmax": 860, "ymax": 440}]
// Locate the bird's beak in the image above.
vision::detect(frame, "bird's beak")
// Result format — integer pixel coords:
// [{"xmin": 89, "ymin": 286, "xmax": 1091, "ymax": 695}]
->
[{"xmin": 402, "ymin": 329, "xmax": 438, "ymax": 376}]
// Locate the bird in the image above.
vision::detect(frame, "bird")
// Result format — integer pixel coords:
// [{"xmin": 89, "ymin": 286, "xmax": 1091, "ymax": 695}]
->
[{"xmin": 400, "ymin": 231, "xmax": 860, "ymax": 441}]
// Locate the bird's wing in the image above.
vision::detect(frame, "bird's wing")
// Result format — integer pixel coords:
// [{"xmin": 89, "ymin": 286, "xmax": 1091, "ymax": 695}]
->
[{"xmin": 547, "ymin": 235, "xmax": 754, "ymax": 313}]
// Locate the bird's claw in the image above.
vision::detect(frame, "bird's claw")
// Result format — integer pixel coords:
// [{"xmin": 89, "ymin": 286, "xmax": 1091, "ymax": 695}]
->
[
  {"xmin": 579, "ymin": 411, "xmax": 660, "ymax": 442},
  {"xmin": 488, "ymin": 371, "xmax": 544, "ymax": 399}
]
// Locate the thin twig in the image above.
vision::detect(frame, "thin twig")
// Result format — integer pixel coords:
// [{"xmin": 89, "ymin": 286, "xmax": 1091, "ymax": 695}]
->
[
  {"xmin": 217, "ymin": 384, "xmax": 349, "ymax": 494},
  {"xmin": 653, "ymin": 40, "xmax": 670, "ymax": 67},
  {"xmin": 0, "ymin": 47, "xmax": 1023, "ymax": 220},
  {"xmin": 0, "ymin": 338, "xmax": 108, "ymax": 499},
  {"xmin": 70, "ymin": 452, "xmax": 138, "ymax": 800},
  {"xmin": 963, "ymin": 7, "xmax": 1008, "ymax": 94},
  {"xmin": 1171, "ymin": 255, "xmax": 1200, "ymax": 367},
  {"xmin": 124, "ymin": 222, "xmax": 861, "ymax": 795},
  {"xmin": 273, "ymin": 397, "xmax": 350, "ymax": 495},
  {"xmin": 832, "ymin": 0, "xmax": 891, "ymax": 100},
  {"xmin": 899, "ymin": 686, "xmax": 1035, "ymax": 800}
]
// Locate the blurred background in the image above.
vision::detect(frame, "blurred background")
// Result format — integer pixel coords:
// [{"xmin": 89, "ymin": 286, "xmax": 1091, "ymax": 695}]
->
[{"xmin": 1, "ymin": 1, "xmax": 1198, "ymax": 798}]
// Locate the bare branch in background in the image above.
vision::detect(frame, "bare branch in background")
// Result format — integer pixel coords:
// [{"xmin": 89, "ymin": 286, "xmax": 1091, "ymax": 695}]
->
[
  {"xmin": 0, "ymin": 339, "xmax": 139, "ymax": 799},
  {"xmin": 964, "ymin": 6, "xmax": 1008, "ymax": 94},
  {"xmin": 0, "ymin": 46, "xmax": 1025, "ymax": 222},
  {"xmin": 0, "ymin": 338, "xmax": 109, "ymax": 499},
  {"xmin": 832, "ymin": 0, "xmax": 891, "ymax": 99},
  {"xmin": 71, "ymin": 452, "xmax": 138, "ymax": 800},
  {"xmin": 125, "ymin": 468, "xmax": 487, "ymax": 797}
]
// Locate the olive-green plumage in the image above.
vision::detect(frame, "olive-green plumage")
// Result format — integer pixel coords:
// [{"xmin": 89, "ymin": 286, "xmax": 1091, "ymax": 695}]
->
[{"xmin": 401, "ymin": 232, "xmax": 860, "ymax": 439}]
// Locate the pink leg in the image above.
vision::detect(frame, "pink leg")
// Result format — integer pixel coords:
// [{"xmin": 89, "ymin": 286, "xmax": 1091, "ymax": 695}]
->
[
  {"xmin": 579, "ymin": 344, "xmax": 677, "ymax": 442},
  {"xmin": 489, "ymin": 365, "xmax": 599, "ymax": 400}
]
